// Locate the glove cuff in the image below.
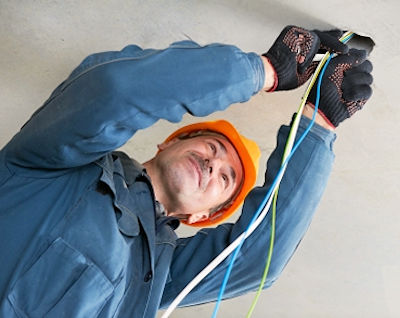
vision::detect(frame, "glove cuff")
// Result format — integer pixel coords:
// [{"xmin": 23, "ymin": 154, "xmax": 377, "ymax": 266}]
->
[
  {"xmin": 306, "ymin": 102, "xmax": 337, "ymax": 129},
  {"xmin": 263, "ymin": 56, "xmax": 279, "ymax": 92},
  {"xmin": 263, "ymin": 51, "xmax": 295, "ymax": 91},
  {"xmin": 308, "ymin": 87, "xmax": 350, "ymax": 127}
]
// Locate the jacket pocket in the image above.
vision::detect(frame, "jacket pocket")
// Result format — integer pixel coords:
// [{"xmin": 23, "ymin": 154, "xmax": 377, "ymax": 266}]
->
[{"xmin": 8, "ymin": 237, "xmax": 113, "ymax": 318}]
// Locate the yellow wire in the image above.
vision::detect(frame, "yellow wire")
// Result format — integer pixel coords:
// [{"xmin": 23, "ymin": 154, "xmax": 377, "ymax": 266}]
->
[{"xmin": 245, "ymin": 32, "xmax": 353, "ymax": 318}]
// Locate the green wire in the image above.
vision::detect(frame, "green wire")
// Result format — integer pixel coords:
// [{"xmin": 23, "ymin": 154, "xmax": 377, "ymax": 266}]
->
[
  {"xmin": 245, "ymin": 32, "xmax": 353, "ymax": 318},
  {"xmin": 245, "ymin": 185, "xmax": 278, "ymax": 317}
]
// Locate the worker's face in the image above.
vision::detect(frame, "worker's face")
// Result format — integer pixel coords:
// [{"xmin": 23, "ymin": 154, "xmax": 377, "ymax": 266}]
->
[{"xmin": 155, "ymin": 133, "xmax": 243, "ymax": 224}]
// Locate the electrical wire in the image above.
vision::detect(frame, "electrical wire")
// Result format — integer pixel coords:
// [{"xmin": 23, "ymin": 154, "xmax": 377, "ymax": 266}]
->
[
  {"xmin": 245, "ymin": 32, "xmax": 354, "ymax": 318},
  {"xmin": 161, "ymin": 32, "xmax": 353, "ymax": 318},
  {"xmin": 212, "ymin": 32, "xmax": 354, "ymax": 318},
  {"xmin": 245, "ymin": 54, "xmax": 331, "ymax": 318},
  {"xmin": 210, "ymin": 57, "xmax": 327, "ymax": 318},
  {"xmin": 162, "ymin": 59, "xmax": 322, "ymax": 318}
]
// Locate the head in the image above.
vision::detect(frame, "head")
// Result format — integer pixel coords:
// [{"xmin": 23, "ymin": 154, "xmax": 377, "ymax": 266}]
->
[{"xmin": 143, "ymin": 120, "xmax": 260, "ymax": 227}]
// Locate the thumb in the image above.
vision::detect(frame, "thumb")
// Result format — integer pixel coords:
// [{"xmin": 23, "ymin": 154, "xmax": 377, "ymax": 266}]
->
[
  {"xmin": 314, "ymin": 29, "xmax": 349, "ymax": 54},
  {"xmin": 342, "ymin": 84, "xmax": 373, "ymax": 102}
]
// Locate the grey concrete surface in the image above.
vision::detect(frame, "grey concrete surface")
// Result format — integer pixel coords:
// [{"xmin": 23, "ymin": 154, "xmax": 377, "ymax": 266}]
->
[{"xmin": 0, "ymin": 1, "xmax": 399, "ymax": 317}]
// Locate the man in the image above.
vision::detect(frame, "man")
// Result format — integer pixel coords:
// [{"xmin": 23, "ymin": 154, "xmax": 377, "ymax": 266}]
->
[{"xmin": 0, "ymin": 26, "xmax": 372, "ymax": 317}]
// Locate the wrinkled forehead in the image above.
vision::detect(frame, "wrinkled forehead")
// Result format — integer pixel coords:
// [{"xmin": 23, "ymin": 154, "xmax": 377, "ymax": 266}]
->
[
  {"xmin": 177, "ymin": 130, "xmax": 235, "ymax": 152},
  {"xmin": 177, "ymin": 129, "xmax": 230, "ymax": 142}
]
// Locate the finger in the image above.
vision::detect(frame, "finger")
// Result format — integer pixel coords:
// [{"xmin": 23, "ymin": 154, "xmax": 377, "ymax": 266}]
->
[
  {"xmin": 342, "ymin": 84, "xmax": 373, "ymax": 101},
  {"xmin": 344, "ymin": 71, "xmax": 374, "ymax": 86},
  {"xmin": 324, "ymin": 53, "xmax": 353, "ymax": 72},
  {"xmin": 349, "ymin": 60, "xmax": 373, "ymax": 73},
  {"xmin": 326, "ymin": 48, "xmax": 367, "ymax": 69},
  {"xmin": 315, "ymin": 30, "xmax": 349, "ymax": 54},
  {"xmin": 298, "ymin": 30, "xmax": 320, "ymax": 74},
  {"xmin": 298, "ymin": 61, "xmax": 319, "ymax": 86},
  {"xmin": 320, "ymin": 29, "xmax": 343, "ymax": 39}
]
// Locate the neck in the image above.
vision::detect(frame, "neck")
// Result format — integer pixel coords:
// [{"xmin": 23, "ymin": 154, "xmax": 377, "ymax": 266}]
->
[{"xmin": 143, "ymin": 159, "xmax": 173, "ymax": 215}]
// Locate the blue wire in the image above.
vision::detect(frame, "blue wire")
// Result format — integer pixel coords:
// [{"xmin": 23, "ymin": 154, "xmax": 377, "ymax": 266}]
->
[{"xmin": 211, "ymin": 54, "xmax": 334, "ymax": 318}]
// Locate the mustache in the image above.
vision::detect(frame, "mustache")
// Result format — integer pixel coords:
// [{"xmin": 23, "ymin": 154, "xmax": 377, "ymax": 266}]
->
[{"xmin": 191, "ymin": 153, "xmax": 208, "ymax": 174}]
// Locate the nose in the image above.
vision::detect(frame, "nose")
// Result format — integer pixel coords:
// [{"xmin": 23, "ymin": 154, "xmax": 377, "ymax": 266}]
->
[
  {"xmin": 204, "ymin": 159, "xmax": 212, "ymax": 174},
  {"xmin": 204, "ymin": 158, "xmax": 224, "ymax": 175}
]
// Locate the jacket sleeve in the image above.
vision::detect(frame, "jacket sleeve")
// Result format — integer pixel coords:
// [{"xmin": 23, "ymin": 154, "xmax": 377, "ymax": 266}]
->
[
  {"xmin": 160, "ymin": 116, "xmax": 336, "ymax": 307},
  {"xmin": 3, "ymin": 41, "xmax": 264, "ymax": 171}
]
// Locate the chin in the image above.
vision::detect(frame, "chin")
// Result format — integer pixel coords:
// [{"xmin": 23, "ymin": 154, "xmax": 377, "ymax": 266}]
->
[
  {"xmin": 162, "ymin": 178, "xmax": 198, "ymax": 210},
  {"xmin": 165, "ymin": 164, "xmax": 198, "ymax": 194}
]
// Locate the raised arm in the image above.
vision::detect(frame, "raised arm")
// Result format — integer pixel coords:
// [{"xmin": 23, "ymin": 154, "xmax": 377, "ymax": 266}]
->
[
  {"xmin": 3, "ymin": 41, "xmax": 264, "ymax": 171},
  {"xmin": 160, "ymin": 48, "xmax": 373, "ymax": 307},
  {"xmin": 160, "ymin": 115, "xmax": 336, "ymax": 307}
]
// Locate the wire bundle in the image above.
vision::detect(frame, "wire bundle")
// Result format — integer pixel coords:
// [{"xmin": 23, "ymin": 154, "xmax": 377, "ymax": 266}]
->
[{"xmin": 161, "ymin": 32, "xmax": 353, "ymax": 318}]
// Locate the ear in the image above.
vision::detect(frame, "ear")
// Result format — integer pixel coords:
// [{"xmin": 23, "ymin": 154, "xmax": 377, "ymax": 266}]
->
[
  {"xmin": 186, "ymin": 211, "xmax": 209, "ymax": 224},
  {"xmin": 157, "ymin": 137, "xmax": 180, "ymax": 151}
]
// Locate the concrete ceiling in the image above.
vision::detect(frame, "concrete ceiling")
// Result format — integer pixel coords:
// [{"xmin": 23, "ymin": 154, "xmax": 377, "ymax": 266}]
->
[{"xmin": 1, "ymin": 1, "xmax": 399, "ymax": 317}]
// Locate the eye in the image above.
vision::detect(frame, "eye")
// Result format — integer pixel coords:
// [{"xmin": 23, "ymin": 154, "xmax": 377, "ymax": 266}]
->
[
  {"xmin": 221, "ymin": 174, "xmax": 229, "ymax": 187},
  {"xmin": 208, "ymin": 142, "xmax": 217, "ymax": 155}
]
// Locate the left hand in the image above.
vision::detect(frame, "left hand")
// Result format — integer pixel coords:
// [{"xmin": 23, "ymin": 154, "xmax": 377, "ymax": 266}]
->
[
  {"xmin": 306, "ymin": 48, "xmax": 373, "ymax": 128},
  {"xmin": 263, "ymin": 26, "xmax": 349, "ymax": 91}
]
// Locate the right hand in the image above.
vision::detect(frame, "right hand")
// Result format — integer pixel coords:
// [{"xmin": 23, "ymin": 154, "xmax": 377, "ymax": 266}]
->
[
  {"xmin": 307, "ymin": 49, "xmax": 373, "ymax": 128},
  {"xmin": 263, "ymin": 26, "xmax": 348, "ymax": 91}
]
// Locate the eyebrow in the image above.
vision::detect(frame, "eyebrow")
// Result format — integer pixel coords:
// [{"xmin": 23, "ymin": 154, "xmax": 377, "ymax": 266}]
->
[
  {"xmin": 214, "ymin": 138, "xmax": 227, "ymax": 154},
  {"xmin": 214, "ymin": 138, "xmax": 236, "ymax": 183},
  {"xmin": 229, "ymin": 166, "xmax": 236, "ymax": 183}
]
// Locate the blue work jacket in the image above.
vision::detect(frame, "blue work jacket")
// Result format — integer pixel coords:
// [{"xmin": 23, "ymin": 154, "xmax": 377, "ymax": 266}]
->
[{"xmin": 0, "ymin": 41, "xmax": 336, "ymax": 317}]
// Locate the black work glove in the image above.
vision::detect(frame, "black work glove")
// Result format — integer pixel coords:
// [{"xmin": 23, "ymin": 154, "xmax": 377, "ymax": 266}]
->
[
  {"xmin": 307, "ymin": 48, "xmax": 373, "ymax": 127},
  {"xmin": 263, "ymin": 26, "xmax": 348, "ymax": 91}
]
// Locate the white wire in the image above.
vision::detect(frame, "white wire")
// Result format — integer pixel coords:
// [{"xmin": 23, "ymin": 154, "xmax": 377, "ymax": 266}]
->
[
  {"xmin": 160, "ymin": 110, "xmax": 303, "ymax": 318},
  {"xmin": 159, "ymin": 31, "xmax": 356, "ymax": 315},
  {"xmin": 160, "ymin": 174, "xmax": 281, "ymax": 318}
]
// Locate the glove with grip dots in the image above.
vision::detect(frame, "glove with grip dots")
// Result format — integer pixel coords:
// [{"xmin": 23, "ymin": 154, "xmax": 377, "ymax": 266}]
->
[
  {"xmin": 307, "ymin": 48, "xmax": 373, "ymax": 128},
  {"xmin": 264, "ymin": 26, "xmax": 348, "ymax": 91}
]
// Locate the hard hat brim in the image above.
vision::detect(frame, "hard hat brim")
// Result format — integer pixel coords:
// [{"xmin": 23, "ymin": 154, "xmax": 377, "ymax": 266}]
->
[{"xmin": 162, "ymin": 120, "xmax": 260, "ymax": 227}]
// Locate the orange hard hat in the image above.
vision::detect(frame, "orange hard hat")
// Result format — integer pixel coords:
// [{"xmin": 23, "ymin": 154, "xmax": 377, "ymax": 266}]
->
[{"xmin": 162, "ymin": 120, "xmax": 261, "ymax": 227}]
